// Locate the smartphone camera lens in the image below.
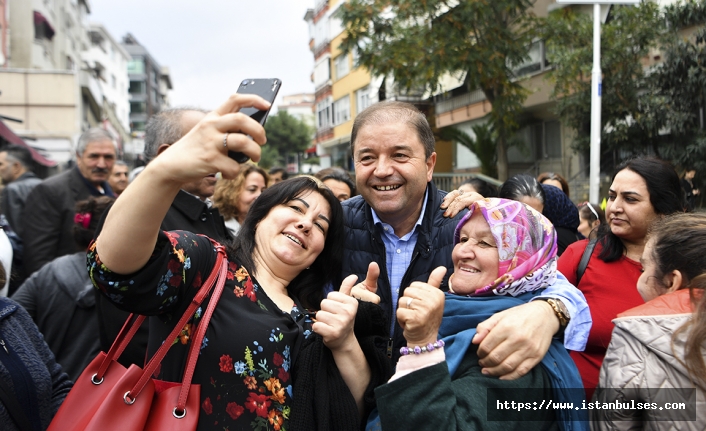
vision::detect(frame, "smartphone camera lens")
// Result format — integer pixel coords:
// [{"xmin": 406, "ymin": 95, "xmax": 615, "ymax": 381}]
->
[{"xmin": 241, "ymin": 80, "xmax": 249, "ymax": 86}]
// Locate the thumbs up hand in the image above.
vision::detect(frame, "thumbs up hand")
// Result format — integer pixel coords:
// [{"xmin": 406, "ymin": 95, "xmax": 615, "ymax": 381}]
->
[
  {"xmin": 349, "ymin": 262, "xmax": 381, "ymax": 304},
  {"xmin": 312, "ymin": 273, "xmax": 360, "ymax": 352},
  {"xmin": 397, "ymin": 266, "xmax": 447, "ymax": 347}
]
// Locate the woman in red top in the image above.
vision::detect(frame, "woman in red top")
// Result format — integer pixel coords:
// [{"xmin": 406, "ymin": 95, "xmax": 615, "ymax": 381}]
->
[{"xmin": 557, "ymin": 157, "xmax": 686, "ymax": 399}]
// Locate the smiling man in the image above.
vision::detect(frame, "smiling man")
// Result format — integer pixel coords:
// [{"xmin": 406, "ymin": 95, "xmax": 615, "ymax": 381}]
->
[
  {"xmin": 21, "ymin": 128, "xmax": 117, "ymax": 276},
  {"xmin": 340, "ymin": 100, "xmax": 590, "ymax": 375}
]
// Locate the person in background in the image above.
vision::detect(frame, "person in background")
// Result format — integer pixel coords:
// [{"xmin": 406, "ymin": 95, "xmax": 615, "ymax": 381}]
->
[
  {"xmin": 315, "ymin": 167, "xmax": 356, "ymax": 202},
  {"xmin": 558, "ymin": 157, "xmax": 687, "ymax": 399},
  {"xmin": 458, "ymin": 177, "xmax": 498, "ymax": 198},
  {"xmin": 12, "ymin": 196, "xmax": 113, "ymax": 380},
  {"xmin": 21, "ymin": 128, "xmax": 117, "ymax": 277},
  {"xmin": 538, "ymin": 171, "xmax": 570, "ymax": 198},
  {"xmin": 269, "ymin": 167, "xmax": 288, "ymax": 184},
  {"xmin": 499, "ymin": 174, "xmax": 546, "ymax": 213},
  {"xmin": 0, "ymin": 145, "xmax": 41, "ymax": 238},
  {"xmin": 577, "ymin": 202, "xmax": 605, "ymax": 240},
  {"xmin": 593, "ymin": 212, "xmax": 706, "ymax": 429},
  {"xmin": 0, "ymin": 260, "xmax": 72, "ymax": 430},
  {"xmin": 374, "ymin": 199, "xmax": 586, "ymax": 430},
  {"xmin": 212, "ymin": 163, "xmax": 268, "ymax": 236},
  {"xmin": 107, "ymin": 160, "xmax": 129, "ymax": 196},
  {"xmin": 541, "ymin": 183, "xmax": 581, "ymax": 255},
  {"xmin": 681, "ymin": 167, "xmax": 700, "ymax": 211}
]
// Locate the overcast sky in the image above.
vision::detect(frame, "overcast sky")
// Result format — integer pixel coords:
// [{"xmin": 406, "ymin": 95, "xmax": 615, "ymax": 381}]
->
[{"xmin": 89, "ymin": 0, "xmax": 315, "ymax": 112}]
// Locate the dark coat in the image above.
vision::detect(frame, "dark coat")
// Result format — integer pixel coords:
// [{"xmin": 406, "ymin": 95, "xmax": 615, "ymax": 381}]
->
[
  {"xmin": 0, "ymin": 297, "xmax": 72, "ymax": 431},
  {"xmin": 21, "ymin": 167, "xmax": 112, "ymax": 276},
  {"xmin": 339, "ymin": 182, "xmax": 466, "ymax": 363},
  {"xmin": 1, "ymin": 172, "xmax": 41, "ymax": 238},
  {"xmin": 11, "ymin": 252, "xmax": 100, "ymax": 381},
  {"xmin": 161, "ymin": 190, "xmax": 232, "ymax": 242}
]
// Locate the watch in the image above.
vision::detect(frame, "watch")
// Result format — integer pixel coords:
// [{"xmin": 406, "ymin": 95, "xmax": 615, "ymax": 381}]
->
[{"xmin": 544, "ymin": 298, "xmax": 570, "ymax": 328}]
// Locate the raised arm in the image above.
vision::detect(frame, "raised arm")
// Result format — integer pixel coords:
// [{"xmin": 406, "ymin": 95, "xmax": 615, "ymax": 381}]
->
[{"xmin": 95, "ymin": 94, "xmax": 270, "ymax": 274}]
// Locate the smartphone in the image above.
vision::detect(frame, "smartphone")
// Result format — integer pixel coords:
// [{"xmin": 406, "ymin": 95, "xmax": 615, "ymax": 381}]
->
[{"xmin": 229, "ymin": 78, "xmax": 282, "ymax": 163}]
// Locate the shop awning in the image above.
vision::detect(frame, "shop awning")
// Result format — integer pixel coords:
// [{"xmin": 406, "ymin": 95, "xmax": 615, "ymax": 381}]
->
[
  {"xmin": 33, "ymin": 11, "xmax": 55, "ymax": 40},
  {"xmin": 0, "ymin": 120, "xmax": 57, "ymax": 167}
]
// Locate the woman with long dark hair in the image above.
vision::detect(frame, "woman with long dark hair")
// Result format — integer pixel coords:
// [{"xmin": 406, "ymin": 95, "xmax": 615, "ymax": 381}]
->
[{"xmin": 558, "ymin": 157, "xmax": 687, "ymax": 399}]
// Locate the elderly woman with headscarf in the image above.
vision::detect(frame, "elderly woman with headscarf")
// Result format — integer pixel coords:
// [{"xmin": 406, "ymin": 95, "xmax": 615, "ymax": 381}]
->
[{"xmin": 373, "ymin": 198, "xmax": 588, "ymax": 431}]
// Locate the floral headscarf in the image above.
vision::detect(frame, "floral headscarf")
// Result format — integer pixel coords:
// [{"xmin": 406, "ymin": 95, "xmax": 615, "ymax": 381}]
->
[{"xmin": 452, "ymin": 198, "xmax": 558, "ymax": 296}]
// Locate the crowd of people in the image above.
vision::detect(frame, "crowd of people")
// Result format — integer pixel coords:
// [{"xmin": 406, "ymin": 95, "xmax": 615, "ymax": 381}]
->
[{"xmin": 0, "ymin": 93, "xmax": 703, "ymax": 431}]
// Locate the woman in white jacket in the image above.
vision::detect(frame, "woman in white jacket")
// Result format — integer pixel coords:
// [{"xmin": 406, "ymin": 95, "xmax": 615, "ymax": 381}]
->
[{"xmin": 592, "ymin": 212, "xmax": 706, "ymax": 430}]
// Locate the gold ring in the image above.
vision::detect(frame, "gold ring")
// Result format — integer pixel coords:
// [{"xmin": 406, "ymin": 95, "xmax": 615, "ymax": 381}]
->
[{"xmin": 223, "ymin": 132, "xmax": 229, "ymax": 148}]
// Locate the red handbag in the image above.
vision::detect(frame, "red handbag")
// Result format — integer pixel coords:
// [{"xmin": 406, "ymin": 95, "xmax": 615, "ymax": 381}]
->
[{"xmin": 48, "ymin": 245, "xmax": 228, "ymax": 431}]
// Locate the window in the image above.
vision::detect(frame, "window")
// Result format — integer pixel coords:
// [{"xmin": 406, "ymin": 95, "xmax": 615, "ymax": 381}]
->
[
  {"xmin": 508, "ymin": 120, "xmax": 562, "ymax": 163},
  {"xmin": 33, "ymin": 11, "xmax": 55, "ymax": 41},
  {"xmin": 317, "ymin": 97, "xmax": 333, "ymax": 129},
  {"xmin": 127, "ymin": 58, "xmax": 145, "ymax": 74},
  {"xmin": 356, "ymin": 86, "xmax": 371, "ymax": 114},
  {"xmin": 130, "ymin": 101, "xmax": 147, "ymax": 114},
  {"xmin": 334, "ymin": 55, "xmax": 349, "ymax": 80},
  {"xmin": 66, "ymin": 56, "xmax": 74, "ymax": 71},
  {"xmin": 131, "ymin": 121, "xmax": 146, "ymax": 132},
  {"xmin": 511, "ymin": 40, "xmax": 549, "ymax": 78},
  {"xmin": 333, "ymin": 95, "xmax": 350, "ymax": 125},
  {"xmin": 111, "ymin": 74, "xmax": 116, "ymax": 89},
  {"xmin": 128, "ymin": 81, "xmax": 145, "ymax": 94}
]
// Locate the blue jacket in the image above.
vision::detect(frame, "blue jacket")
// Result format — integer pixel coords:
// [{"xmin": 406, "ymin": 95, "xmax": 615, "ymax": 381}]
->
[{"xmin": 0, "ymin": 297, "xmax": 72, "ymax": 430}]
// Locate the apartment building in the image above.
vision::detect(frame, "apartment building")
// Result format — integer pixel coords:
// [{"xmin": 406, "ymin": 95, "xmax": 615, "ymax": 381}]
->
[
  {"xmin": 122, "ymin": 33, "xmax": 171, "ymax": 135},
  {"xmin": 305, "ymin": 0, "xmax": 376, "ymax": 170}
]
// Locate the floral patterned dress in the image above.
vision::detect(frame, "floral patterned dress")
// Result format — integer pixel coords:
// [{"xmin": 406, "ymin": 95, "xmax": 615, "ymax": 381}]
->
[{"xmin": 88, "ymin": 230, "xmax": 313, "ymax": 431}]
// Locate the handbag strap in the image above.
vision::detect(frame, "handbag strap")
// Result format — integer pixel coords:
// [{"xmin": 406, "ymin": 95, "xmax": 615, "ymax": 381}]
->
[
  {"xmin": 126, "ymin": 244, "xmax": 228, "ymax": 402},
  {"xmin": 576, "ymin": 238, "xmax": 598, "ymax": 286},
  {"xmin": 0, "ymin": 376, "xmax": 33, "ymax": 431},
  {"xmin": 96, "ymin": 313, "xmax": 147, "ymax": 379},
  {"xmin": 175, "ymin": 247, "xmax": 228, "ymax": 411}
]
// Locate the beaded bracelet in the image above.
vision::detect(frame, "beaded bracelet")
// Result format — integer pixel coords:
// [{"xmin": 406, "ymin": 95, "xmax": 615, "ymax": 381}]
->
[{"xmin": 399, "ymin": 340, "xmax": 445, "ymax": 356}]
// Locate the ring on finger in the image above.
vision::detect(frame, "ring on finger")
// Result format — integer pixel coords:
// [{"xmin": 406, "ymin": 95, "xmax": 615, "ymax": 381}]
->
[
  {"xmin": 223, "ymin": 132, "xmax": 229, "ymax": 148},
  {"xmin": 406, "ymin": 298, "xmax": 413, "ymax": 309}
]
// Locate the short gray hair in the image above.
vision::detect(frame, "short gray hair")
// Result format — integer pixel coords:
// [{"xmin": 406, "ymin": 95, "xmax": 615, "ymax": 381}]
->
[
  {"xmin": 143, "ymin": 107, "xmax": 208, "ymax": 163},
  {"xmin": 350, "ymin": 100, "xmax": 436, "ymax": 159},
  {"xmin": 76, "ymin": 128, "xmax": 117, "ymax": 156}
]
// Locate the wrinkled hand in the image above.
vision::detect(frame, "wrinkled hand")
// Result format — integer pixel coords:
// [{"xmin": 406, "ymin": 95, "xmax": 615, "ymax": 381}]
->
[
  {"xmin": 472, "ymin": 300, "xmax": 559, "ymax": 380},
  {"xmin": 155, "ymin": 93, "xmax": 271, "ymax": 181},
  {"xmin": 312, "ymin": 274, "xmax": 359, "ymax": 351},
  {"xmin": 397, "ymin": 267, "xmax": 447, "ymax": 346},
  {"xmin": 440, "ymin": 189, "xmax": 485, "ymax": 218},
  {"xmin": 349, "ymin": 262, "xmax": 380, "ymax": 304}
]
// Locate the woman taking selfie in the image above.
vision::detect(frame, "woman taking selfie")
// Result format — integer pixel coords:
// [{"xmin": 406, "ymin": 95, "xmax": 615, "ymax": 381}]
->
[
  {"xmin": 88, "ymin": 94, "xmax": 385, "ymax": 430},
  {"xmin": 558, "ymin": 157, "xmax": 686, "ymax": 399}
]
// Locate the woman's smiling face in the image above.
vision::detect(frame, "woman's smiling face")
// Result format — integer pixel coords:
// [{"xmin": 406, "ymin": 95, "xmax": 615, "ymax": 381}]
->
[{"xmin": 451, "ymin": 211, "xmax": 499, "ymax": 295}]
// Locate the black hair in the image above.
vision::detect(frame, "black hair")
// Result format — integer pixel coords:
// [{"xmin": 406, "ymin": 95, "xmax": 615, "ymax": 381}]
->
[
  {"xmin": 597, "ymin": 157, "xmax": 687, "ymax": 262},
  {"xmin": 315, "ymin": 167, "xmax": 356, "ymax": 197},
  {"xmin": 499, "ymin": 174, "xmax": 546, "ymax": 204},
  {"xmin": 460, "ymin": 177, "xmax": 498, "ymax": 198},
  {"xmin": 268, "ymin": 167, "xmax": 289, "ymax": 180},
  {"xmin": 1, "ymin": 144, "xmax": 34, "ymax": 170},
  {"xmin": 227, "ymin": 176, "xmax": 344, "ymax": 309}
]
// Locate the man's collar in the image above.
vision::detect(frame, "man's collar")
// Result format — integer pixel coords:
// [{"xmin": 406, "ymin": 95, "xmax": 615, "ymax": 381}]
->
[
  {"xmin": 371, "ymin": 186, "xmax": 429, "ymax": 237},
  {"xmin": 75, "ymin": 166, "xmax": 115, "ymax": 197},
  {"xmin": 181, "ymin": 189, "xmax": 213, "ymax": 207}
]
